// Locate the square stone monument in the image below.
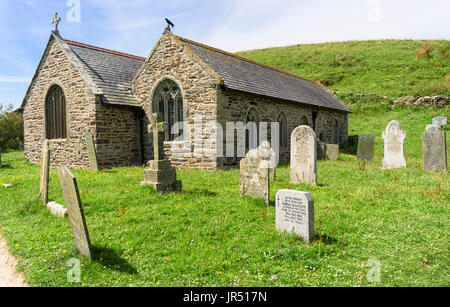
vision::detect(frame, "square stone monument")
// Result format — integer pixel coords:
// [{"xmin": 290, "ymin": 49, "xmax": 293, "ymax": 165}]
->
[
  {"xmin": 422, "ymin": 125, "xmax": 447, "ymax": 172},
  {"xmin": 276, "ymin": 189, "xmax": 314, "ymax": 242},
  {"xmin": 382, "ymin": 120, "xmax": 406, "ymax": 169},
  {"xmin": 357, "ymin": 134, "xmax": 375, "ymax": 161},
  {"xmin": 58, "ymin": 166, "xmax": 93, "ymax": 260},
  {"xmin": 40, "ymin": 139, "xmax": 50, "ymax": 205},
  {"xmin": 290, "ymin": 126, "xmax": 317, "ymax": 185},
  {"xmin": 240, "ymin": 148, "xmax": 270, "ymax": 204},
  {"xmin": 140, "ymin": 113, "xmax": 182, "ymax": 192}
]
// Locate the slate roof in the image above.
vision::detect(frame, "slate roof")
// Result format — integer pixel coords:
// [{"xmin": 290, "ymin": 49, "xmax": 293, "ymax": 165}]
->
[
  {"xmin": 178, "ymin": 36, "xmax": 351, "ymax": 113},
  {"xmin": 65, "ymin": 40, "xmax": 145, "ymax": 107}
]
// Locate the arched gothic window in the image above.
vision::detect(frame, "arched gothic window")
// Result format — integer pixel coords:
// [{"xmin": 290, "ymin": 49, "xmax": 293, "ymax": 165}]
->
[
  {"xmin": 153, "ymin": 79, "xmax": 184, "ymax": 141},
  {"xmin": 245, "ymin": 107, "xmax": 259, "ymax": 153},
  {"xmin": 277, "ymin": 112, "xmax": 288, "ymax": 148},
  {"xmin": 45, "ymin": 85, "xmax": 67, "ymax": 139},
  {"xmin": 300, "ymin": 115, "xmax": 309, "ymax": 126},
  {"xmin": 332, "ymin": 119, "xmax": 339, "ymax": 144}
]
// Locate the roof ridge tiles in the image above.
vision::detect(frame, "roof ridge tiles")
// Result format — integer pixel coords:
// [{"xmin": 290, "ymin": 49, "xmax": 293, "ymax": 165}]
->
[{"xmin": 65, "ymin": 40, "xmax": 146, "ymax": 61}]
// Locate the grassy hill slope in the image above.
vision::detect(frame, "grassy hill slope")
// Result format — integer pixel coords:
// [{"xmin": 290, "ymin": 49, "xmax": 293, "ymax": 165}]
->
[{"xmin": 237, "ymin": 39, "xmax": 450, "ymax": 99}]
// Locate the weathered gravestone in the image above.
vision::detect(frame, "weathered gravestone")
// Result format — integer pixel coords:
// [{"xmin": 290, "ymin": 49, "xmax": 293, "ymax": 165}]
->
[
  {"xmin": 382, "ymin": 120, "xmax": 406, "ymax": 169},
  {"xmin": 432, "ymin": 117, "xmax": 447, "ymax": 126},
  {"xmin": 317, "ymin": 141, "xmax": 339, "ymax": 161},
  {"xmin": 58, "ymin": 166, "xmax": 93, "ymax": 260},
  {"xmin": 84, "ymin": 129, "xmax": 99, "ymax": 171},
  {"xmin": 276, "ymin": 189, "xmax": 314, "ymax": 242},
  {"xmin": 140, "ymin": 113, "xmax": 182, "ymax": 192},
  {"xmin": 39, "ymin": 140, "xmax": 50, "ymax": 205},
  {"xmin": 290, "ymin": 126, "xmax": 317, "ymax": 185},
  {"xmin": 47, "ymin": 201, "xmax": 68, "ymax": 218},
  {"xmin": 422, "ymin": 125, "xmax": 447, "ymax": 172},
  {"xmin": 357, "ymin": 134, "xmax": 375, "ymax": 161},
  {"xmin": 240, "ymin": 148, "xmax": 270, "ymax": 204},
  {"xmin": 258, "ymin": 141, "xmax": 278, "ymax": 180}
]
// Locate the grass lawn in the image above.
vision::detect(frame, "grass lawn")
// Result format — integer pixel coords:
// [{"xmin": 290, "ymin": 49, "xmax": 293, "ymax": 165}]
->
[{"xmin": 0, "ymin": 104, "xmax": 449, "ymax": 287}]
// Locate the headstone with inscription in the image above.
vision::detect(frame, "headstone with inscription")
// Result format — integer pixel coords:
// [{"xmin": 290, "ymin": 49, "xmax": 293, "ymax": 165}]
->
[
  {"xmin": 422, "ymin": 125, "xmax": 447, "ymax": 172},
  {"xmin": 58, "ymin": 166, "xmax": 93, "ymax": 260},
  {"xmin": 240, "ymin": 148, "xmax": 270, "ymax": 204},
  {"xmin": 357, "ymin": 134, "xmax": 375, "ymax": 161},
  {"xmin": 84, "ymin": 129, "xmax": 99, "ymax": 171},
  {"xmin": 140, "ymin": 113, "xmax": 182, "ymax": 192},
  {"xmin": 276, "ymin": 189, "xmax": 314, "ymax": 242},
  {"xmin": 40, "ymin": 140, "xmax": 50, "ymax": 205},
  {"xmin": 382, "ymin": 120, "xmax": 407, "ymax": 169},
  {"xmin": 290, "ymin": 126, "xmax": 317, "ymax": 185}
]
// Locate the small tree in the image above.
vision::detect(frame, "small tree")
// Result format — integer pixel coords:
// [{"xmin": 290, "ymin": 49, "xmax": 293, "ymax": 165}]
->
[{"xmin": 0, "ymin": 104, "xmax": 24, "ymax": 150}]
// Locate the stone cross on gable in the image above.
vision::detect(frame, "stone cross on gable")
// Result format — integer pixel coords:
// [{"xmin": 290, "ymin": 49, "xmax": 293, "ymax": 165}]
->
[
  {"xmin": 52, "ymin": 12, "xmax": 61, "ymax": 32},
  {"xmin": 148, "ymin": 113, "xmax": 167, "ymax": 161}
]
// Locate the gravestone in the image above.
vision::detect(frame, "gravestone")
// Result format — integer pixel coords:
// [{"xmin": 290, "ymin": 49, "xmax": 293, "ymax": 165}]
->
[
  {"xmin": 317, "ymin": 142, "xmax": 339, "ymax": 161},
  {"xmin": 140, "ymin": 113, "xmax": 182, "ymax": 192},
  {"xmin": 422, "ymin": 125, "xmax": 447, "ymax": 172},
  {"xmin": 47, "ymin": 201, "xmax": 68, "ymax": 218},
  {"xmin": 432, "ymin": 117, "xmax": 447, "ymax": 126},
  {"xmin": 84, "ymin": 130, "xmax": 99, "ymax": 171},
  {"xmin": 39, "ymin": 140, "xmax": 50, "ymax": 205},
  {"xmin": 240, "ymin": 148, "xmax": 270, "ymax": 204},
  {"xmin": 382, "ymin": 120, "xmax": 406, "ymax": 169},
  {"xmin": 258, "ymin": 141, "xmax": 277, "ymax": 180},
  {"xmin": 357, "ymin": 135, "xmax": 375, "ymax": 161},
  {"xmin": 290, "ymin": 126, "xmax": 317, "ymax": 185},
  {"xmin": 276, "ymin": 189, "xmax": 314, "ymax": 242},
  {"xmin": 58, "ymin": 166, "xmax": 93, "ymax": 260}
]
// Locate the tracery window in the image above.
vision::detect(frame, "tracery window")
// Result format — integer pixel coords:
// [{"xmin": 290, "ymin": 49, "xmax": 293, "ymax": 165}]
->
[{"xmin": 153, "ymin": 80, "xmax": 184, "ymax": 141}]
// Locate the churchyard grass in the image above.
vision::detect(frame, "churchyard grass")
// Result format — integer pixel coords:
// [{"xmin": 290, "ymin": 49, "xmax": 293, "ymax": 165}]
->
[{"xmin": 0, "ymin": 104, "xmax": 448, "ymax": 287}]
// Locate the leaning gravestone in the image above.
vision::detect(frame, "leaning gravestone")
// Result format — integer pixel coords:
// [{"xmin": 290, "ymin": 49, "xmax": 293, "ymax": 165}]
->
[
  {"xmin": 290, "ymin": 126, "xmax": 317, "ymax": 185},
  {"xmin": 58, "ymin": 166, "xmax": 93, "ymax": 260},
  {"xmin": 39, "ymin": 140, "xmax": 50, "ymax": 205},
  {"xmin": 432, "ymin": 117, "xmax": 447, "ymax": 126},
  {"xmin": 422, "ymin": 125, "xmax": 447, "ymax": 172},
  {"xmin": 382, "ymin": 120, "xmax": 407, "ymax": 169},
  {"xmin": 141, "ymin": 113, "xmax": 182, "ymax": 192},
  {"xmin": 276, "ymin": 189, "xmax": 314, "ymax": 242},
  {"xmin": 258, "ymin": 141, "xmax": 277, "ymax": 180},
  {"xmin": 84, "ymin": 130, "xmax": 99, "ymax": 171},
  {"xmin": 357, "ymin": 135, "xmax": 375, "ymax": 161},
  {"xmin": 240, "ymin": 148, "xmax": 270, "ymax": 204}
]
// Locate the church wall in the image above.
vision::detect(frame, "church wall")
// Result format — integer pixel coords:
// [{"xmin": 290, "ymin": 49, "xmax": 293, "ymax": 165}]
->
[
  {"xmin": 216, "ymin": 90, "xmax": 348, "ymax": 168},
  {"xmin": 94, "ymin": 104, "xmax": 142, "ymax": 169},
  {"xmin": 133, "ymin": 31, "xmax": 221, "ymax": 170},
  {"xmin": 23, "ymin": 37, "xmax": 96, "ymax": 169}
]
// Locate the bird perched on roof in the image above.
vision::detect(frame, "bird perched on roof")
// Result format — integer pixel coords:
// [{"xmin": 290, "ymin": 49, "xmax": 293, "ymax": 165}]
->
[{"xmin": 165, "ymin": 18, "xmax": 175, "ymax": 30}]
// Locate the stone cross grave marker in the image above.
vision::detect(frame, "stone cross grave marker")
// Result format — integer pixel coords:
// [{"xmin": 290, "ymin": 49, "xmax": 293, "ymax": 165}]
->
[
  {"xmin": 141, "ymin": 113, "xmax": 181, "ymax": 192},
  {"xmin": 58, "ymin": 166, "xmax": 93, "ymax": 260},
  {"xmin": 240, "ymin": 147, "xmax": 270, "ymax": 204},
  {"xmin": 290, "ymin": 126, "xmax": 317, "ymax": 185},
  {"xmin": 357, "ymin": 134, "xmax": 375, "ymax": 161},
  {"xmin": 422, "ymin": 125, "xmax": 447, "ymax": 172},
  {"xmin": 276, "ymin": 189, "xmax": 314, "ymax": 242},
  {"xmin": 84, "ymin": 129, "xmax": 99, "ymax": 171},
  {"xmin": 258, "ymin": 141, "xmax": 278, "ymax": 180},
  {"xmin": 149, "ymin": 113, "xmax": 168, "ymax": 161},
  {"xmin": 39, "ymin": 139, "xmax": 50, "ymax": 205},
  {"xmin": 382, "ymin": 120, "xmax": 406, "ymax": 169}
]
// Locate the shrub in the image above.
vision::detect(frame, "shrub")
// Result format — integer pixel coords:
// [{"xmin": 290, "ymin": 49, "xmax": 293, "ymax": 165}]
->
[{"xmin": 0, "ymin": 104, "xmax": 24, "ymax": 150}]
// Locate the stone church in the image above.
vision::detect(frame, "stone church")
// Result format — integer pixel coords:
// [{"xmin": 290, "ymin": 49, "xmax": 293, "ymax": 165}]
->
[{"xmin": 21, "ymin": 22, "xmax": 350, "ymax": 170}]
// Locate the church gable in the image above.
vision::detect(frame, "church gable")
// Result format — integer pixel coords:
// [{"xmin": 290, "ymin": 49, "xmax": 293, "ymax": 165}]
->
[{"xmin": 23, "ymin": 33, "xmax": 98, "ymax": 169}]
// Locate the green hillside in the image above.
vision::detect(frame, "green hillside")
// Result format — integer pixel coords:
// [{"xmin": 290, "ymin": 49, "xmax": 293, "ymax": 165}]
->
[{"xmin": 237, "ymin": 39, "xmax": 450, "ymax": 99}]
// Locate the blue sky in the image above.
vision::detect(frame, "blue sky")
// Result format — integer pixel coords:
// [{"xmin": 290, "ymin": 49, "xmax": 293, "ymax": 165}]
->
[{"xmin": 0, "ymin": 0, "xmax": 449, "ymax": 109}]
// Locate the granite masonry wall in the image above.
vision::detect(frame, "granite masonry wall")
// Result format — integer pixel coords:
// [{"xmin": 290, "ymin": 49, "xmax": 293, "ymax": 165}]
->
[{"xmin": 23, "ymin": 36, "xmax": 142, "ymax": 169}]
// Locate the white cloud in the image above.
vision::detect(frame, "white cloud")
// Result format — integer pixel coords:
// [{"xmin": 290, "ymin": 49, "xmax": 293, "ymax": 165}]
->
[{"xmin": 0, "ymin": 76, "xmax": 31, "ymax": 83}]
